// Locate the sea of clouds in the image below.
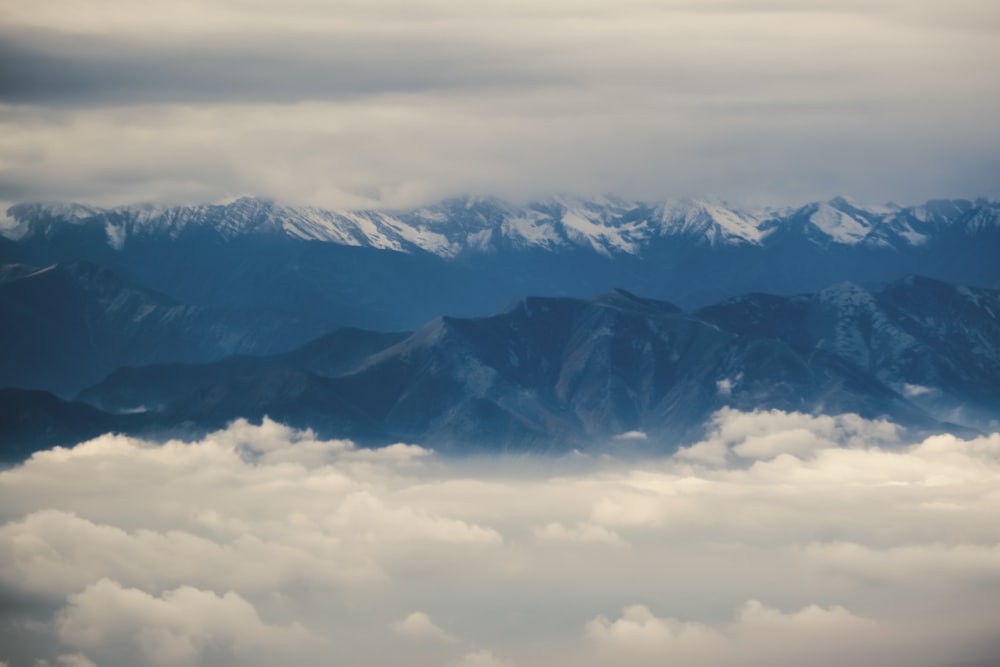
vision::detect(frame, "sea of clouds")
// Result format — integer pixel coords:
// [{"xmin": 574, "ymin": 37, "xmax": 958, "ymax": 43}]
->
[{"xmin": 1, "ymin": 408, "xmax": 999, "ymax": 667}]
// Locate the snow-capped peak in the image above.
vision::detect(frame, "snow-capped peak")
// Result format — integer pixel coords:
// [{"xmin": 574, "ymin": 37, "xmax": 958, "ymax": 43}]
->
[
  {"xmin": 655, "ymin": 199, "xmax": 765, "ymax": 245},
  {"xmin": 5, "ymin": 195, "xmax": 995, "ymax": 257},
  {"xmin": 807, "ymin": 200, "xmax": 874, "ymax": 244}
]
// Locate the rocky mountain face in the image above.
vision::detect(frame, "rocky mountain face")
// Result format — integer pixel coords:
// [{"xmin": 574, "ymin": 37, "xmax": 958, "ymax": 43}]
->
[
  {"xmin": 698, "ymin": 276, "xmax": 1000, "ymax": 430},
  {"xmin": 308, "ymin": 289, "xmax": 928, "ymax": 449},
  {"xmin": 30, "ymin": 281, "xmax": 986, "ymax": 457}
]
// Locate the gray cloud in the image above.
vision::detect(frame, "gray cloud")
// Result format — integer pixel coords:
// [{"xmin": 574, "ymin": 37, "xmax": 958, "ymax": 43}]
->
[
  {"xmin": 1, "ymin": 414, "xmax": 999, "ymax": 666},
  {"xmin": 0, "ymin": 29, "xmax": 568, "ymax": 106},
  {"xmin": 0, "ymin": 0, "xmax": 998, "ymax": 209}
]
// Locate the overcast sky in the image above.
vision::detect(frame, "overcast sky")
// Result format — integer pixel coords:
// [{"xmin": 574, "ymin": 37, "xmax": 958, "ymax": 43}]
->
[
  {"xmin": 2, "ymin": 0, "xmax": 999, "ymax": 208},
  {"xmin": 2, "ymin": 411, "xmax": 999, "ymax": 667}
]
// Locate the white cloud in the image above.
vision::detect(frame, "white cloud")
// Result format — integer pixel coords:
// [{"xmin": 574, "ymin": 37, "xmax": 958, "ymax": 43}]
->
[
  {"xmin": 447, "ymin": 650, "xmax": 508, "ymax": 667},
  {"xmin": 1, "ymin": 415, "xmax": 999, "ymax": 667},
  {"xmin": 805, "ymin": 541, "xmax": 1000, "ymax": 587},
  {"xmin": 55, "ymin": 579, "xmax": 317, "ymax": 666},
  {"xmin": 902, "ymin": 383, "xmax": 934, "ymax": 397},
  {"xmin": 586, "ymin": 603, "xmax": 726, "ymax": 656},
  {"xmin": 716, "ymin": 378, "xmax": 734, "ymax": 397},
  {"xmin": 326, "ymin": 490, "xmax": 501, "ymax": 544},
  {"xmin": 732, "ymin": 427, "xmax": 829, "ymax": 459},
  {"xmin": 0, "ymin": 509, "xmax": 382, "ymax": 600},
  {"xmin": 678, "ymin": 408, "xmax": 902, "ymax": 463},
  {"xmin": 584, "ymin": 600, "xmax": 884, "ymax": 667},
  {"xmin": 393, "ymin": 611, "xmax": 458, "ymax": 643},
  {"xmin": 674, "ymin": 439, "xmax": 729, "ymax": 466},
  {"xmin": 614, "ymin": 430, "xmax": 648, "ymax": 441}
]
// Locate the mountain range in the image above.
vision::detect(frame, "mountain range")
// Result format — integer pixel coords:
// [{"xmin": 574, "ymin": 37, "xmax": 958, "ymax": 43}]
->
[
  {"xmin": 3, "ymin": 195, "xmax": 998, "ymax": 332},
  {"xmin": 2, "ymin": 195, "xmax": 999, "ymax": 458},
  {"xmin": 3, "ymin": 276, "xmax": 997, "ymax": 458},
  {"xmin": 6, "ymin": 195, "xmax": 993, "ymax": 256}
]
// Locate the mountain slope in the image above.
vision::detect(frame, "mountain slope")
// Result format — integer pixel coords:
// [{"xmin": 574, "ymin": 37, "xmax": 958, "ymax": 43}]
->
[
  {"xmin": 4, "ymin": 195, "xmax": 998, "ymax": 334},
  {"xmin": 7, "ymin": 195, "xmax": 998, "ymax": 257},
  {"xmin": 0, "ymin": 261, "xmax": 330, "ymax": 396},
  {"xmin": 697, "ymin": 276, "xmax": 1000, "ymax": 429},
  {"xmin": 0, "ymin": 388, "xmax": 125, "ymax": 461},
  {"xmin": 79, "ymin": 327, "xmax": 408, "ymax": 412},
  {"xmin": 74, "ymin": 288, "xmax": 944, "ymax": 451}
]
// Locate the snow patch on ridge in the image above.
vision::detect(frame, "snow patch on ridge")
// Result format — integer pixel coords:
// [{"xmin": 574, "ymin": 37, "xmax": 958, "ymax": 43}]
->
[
  {"xmin": 560, "ymin": 209, "xmax": 637, "ymax": 255},
  {"xmin": 810, "ymin": 204, "xmax": 871, "ymax": 243},
  {"xmin": 7, "ymin": 196, "xmax": 992, "ymax": 257},
  {"xmin": 104, "ymin": 221, "xmax": 127, "ymax": 250},
  {"xmin": 385, "ymin": 217, "xmax": 457, "ymax": 256},
  {"xmin": 657, "ymin": 200, "xmax": 765, "ymax": 245},
  {"xmin": 501, "ymin": 214, "xmax": 562, "ymax": 249}
]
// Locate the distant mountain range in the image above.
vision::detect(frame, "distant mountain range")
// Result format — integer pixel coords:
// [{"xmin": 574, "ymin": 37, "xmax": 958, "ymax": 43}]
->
[
  {"xmin": 3, "ymin": 196, "xmax": 999, "ymax": 331},
  {"xmin": 6, "ymin": 195, "xmax": 994, "ymax": 256},
  {"xmin": 2, "ymin": 195, "xmax": 998, "ymax": 458},
  {"xmin": 3, "ymin": 277, "xmax": 997, "ymax": 458}
]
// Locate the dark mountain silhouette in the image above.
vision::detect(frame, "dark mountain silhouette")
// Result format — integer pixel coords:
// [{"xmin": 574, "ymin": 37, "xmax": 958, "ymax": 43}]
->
[
  {"xmin": 71, "ymin": 287, "xmax": 963, "ymax": 454},
  {"xmin": 0, "ymin": 261, "xmax": 331, "ymax": 396}
]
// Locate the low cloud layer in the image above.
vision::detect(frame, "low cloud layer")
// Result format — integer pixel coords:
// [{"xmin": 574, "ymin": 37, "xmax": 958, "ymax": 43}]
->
[
  {"xmin": 1, "ymin": 412, "xmax": 999, "ymax": 666},
  {"xmin": 1, "ymin": 0, "xmax": 998, "ymax": 208}
]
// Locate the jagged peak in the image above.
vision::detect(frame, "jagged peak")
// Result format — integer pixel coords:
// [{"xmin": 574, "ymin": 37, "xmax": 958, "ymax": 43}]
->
[
  {"xmin": 5, "ymin": 194, "xmax": 998, "ymax": 256},
  {"xmin": 653, "ymin": 198, "xmax": 765, "ymax": 245}
]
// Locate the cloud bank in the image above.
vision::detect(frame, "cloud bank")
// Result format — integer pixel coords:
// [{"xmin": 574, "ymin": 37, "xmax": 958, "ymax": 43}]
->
[
  {"xmin": 1, "ymin": 0, "xmax": 998, "ymax": 208},
  {"xmin": 1, "ymin": 412, "xmax": 999, "ymax": 666}
]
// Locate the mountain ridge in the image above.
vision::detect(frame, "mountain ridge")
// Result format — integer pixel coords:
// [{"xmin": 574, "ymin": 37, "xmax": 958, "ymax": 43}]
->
[
  {"xmin": 42, "ymin": 277, "xmax": 995, "ymax": 455},
  {"xmin": 6, "ymin": 195, "xmax": 999, "ymax": 258},
  {"xmin": 0, "ymin": 260, "xmax": 333, "ymax": 396},
  {"xmin": 5, "ymin": 194, "xmax": 998, "ymax": 333}
]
